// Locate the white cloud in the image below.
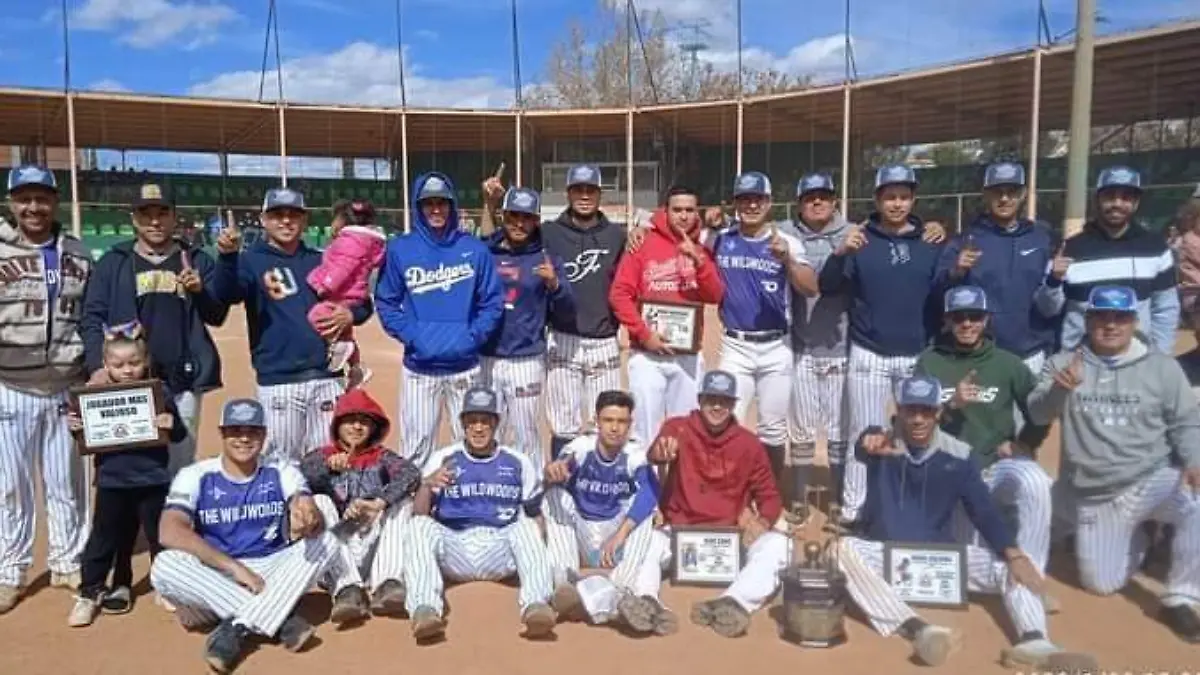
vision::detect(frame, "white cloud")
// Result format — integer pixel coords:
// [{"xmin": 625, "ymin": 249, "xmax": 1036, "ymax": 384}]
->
[
  {"xmin": 73, "ymin": 0, "xmax": 237, "ymax": 50},
  {"xmin": 88, "ymin": 78, "xmax": 130, "ymax": 92},
  {"xmin": 700, "ymin": 34, "xmax": 851, "ymax": 82}
]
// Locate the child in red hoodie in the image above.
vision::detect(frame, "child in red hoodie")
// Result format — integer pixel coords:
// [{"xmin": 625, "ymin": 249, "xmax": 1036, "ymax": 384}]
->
[
  {"xmin": 609, "ymin": 185, "xmax": 724, "ymax": 442},
  {"xmin": 301, "ymin": 388, "xmax": 420, "ymax": 626}
]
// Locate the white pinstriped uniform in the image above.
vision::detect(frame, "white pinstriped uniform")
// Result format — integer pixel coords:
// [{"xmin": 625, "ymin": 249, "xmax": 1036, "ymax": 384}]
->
[
  {"xmin": 313, "ymin": 494, "xmax": 411, "ymax": 593},
  {"xmin": 545, "ymin": 330, "xmax": 622, "ymax": 439},
  {"xmin": 0, "ymin": 381, "xmax": 90, "ymax": 587},
  {"xmin": 400, "ymin": 366, "xmax": 480, "ymax": 469},
  {"xmin": 953, "ymin": 459, "xmax": 1054, "ymax": 573},
  {"xmin": 480, "ymin": 356, "xmax": 547, "ymax": 468},
  {"xmin": 789, "ymin": 354, "xmax": 848, "ymax": 464},
  {"xmin": 167, "ymin": 391, "xmax": 202, "ymax": 477},
  {"xmin": 258, "ymin": 378, "xmax": 343, "ymax": 465},
  {"xmin": 836, "ymin": 536, "xmax": 1047, "ymax": 638},
  {"xmin": 1074, "ymin": 466, "xmax": 1200, "ymax": 603},
  {"xmin": 628, "ymin": 352, "xmax": 705, "ymax": 446},
  {"xmin": 544, "ymin": 487, "xmax": 658, "ymax": 580}
]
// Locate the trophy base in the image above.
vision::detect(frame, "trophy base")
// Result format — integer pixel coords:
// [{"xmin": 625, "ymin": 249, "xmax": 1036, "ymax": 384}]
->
[{"xmin": 778, "ymin": 627, "xmax": 848, "ymax": 649}]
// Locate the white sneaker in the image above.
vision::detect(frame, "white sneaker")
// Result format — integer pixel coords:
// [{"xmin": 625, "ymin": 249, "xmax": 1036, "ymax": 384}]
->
[
  {"xmin": 0, "ymin": 585, "xmax": 20, "ymax": 614},
  {"xmin": 155, "ymin": 593, "xmax": 177, "ymax": 613},
  {"xmin": 67, "ymin": 596, "xmax": 100, "ymax": 628},
  {"xmin": 328, "ymin": 341, "xmax": 356, "ymax": 372},
  {"xmin": 913, "ymin": 625, "xmax": 961, "ymax": 667},
  {"xmin": 50, "ymin": 571, "xmax": 80, "ymax": 589},
  {"xmin": 1001, "ymin": 638, "xmax": 1098, "ymax": 671}
]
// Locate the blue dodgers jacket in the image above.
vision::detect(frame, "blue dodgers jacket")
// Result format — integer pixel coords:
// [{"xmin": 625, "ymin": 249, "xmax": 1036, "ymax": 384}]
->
[
  {"xmin": 375, "ymin": 172, "xmax": 504, "ymax": 375},
  {"xmin": 936, "ymin": 216, "xmax": 1060, "ymax": 358},
  {"xmin": 481, "ymin": 230, "xmax": 576, "ymax": 359}
]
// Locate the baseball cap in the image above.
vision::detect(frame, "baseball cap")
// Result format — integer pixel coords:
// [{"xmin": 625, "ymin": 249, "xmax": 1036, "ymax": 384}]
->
[
  {"xmin": 133, "ymin": 182, "xmax": 174, "ymax": 209},
  {"xmin": 796, "ymin": 173, "xmax": 836, "ymax": 198},
  {"xmin": 566, "ymin": 165, "xmax": 602, "ymax": 189},
  {"xmin": 262, "ymin": 187, "xmax": 307, "ymax": 212},
  {"xmin": 219, "ymin": 398, "xmax": 267, "ymax": 428},
  {"xmin": 501, "ymin": 187, "xmax": 541, "ymax": 216},
  {"xmin": 461, "ymin": 386, "xmax": 500, "ymax": 416},
  {"xmin": 733, "ymin": 171, "xmax": 772, "ymax": 198},
  {"xmin": 983, "ymin": 161, "xmax": 1026, "ymax": 189},
  {"xmin": 874, "ymin": 165, "xmax": 918, "ymax": 191},
  {"xmin": 944, "ymin": 285, "xmax": 989, "ymax": 313},
  {"xmin": 417, "ymin": 174, "xmax": 455, "ymax": 201},
  {"xmin": 1086, "ymin": 285, "xmax": 1138, "ymax": 313},
  {"xmin": 1096, "ymin": 166, "xmax": 1142, "ymax": 194},
  {"xmin": 698, "ymin": 370, "xmax": 738, "ymax": 400},
  {"xmin": 7, "ymin": 165, "xmax": 57, "ymax": 194},
  {"xmin": 896, "ymin": 375, "xmax": 942, "ymax": 409}
]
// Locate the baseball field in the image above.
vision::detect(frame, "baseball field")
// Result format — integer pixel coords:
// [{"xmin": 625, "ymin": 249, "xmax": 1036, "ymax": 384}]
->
[{"xmin": 0, "ymin": 307, "xmax": 1195, "ymax": 674}]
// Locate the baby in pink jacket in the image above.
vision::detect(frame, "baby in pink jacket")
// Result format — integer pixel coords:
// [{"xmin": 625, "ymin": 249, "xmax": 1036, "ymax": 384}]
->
[{"xmin": 307, "ymin": 199, "xmax": 387, "ymax": 387}]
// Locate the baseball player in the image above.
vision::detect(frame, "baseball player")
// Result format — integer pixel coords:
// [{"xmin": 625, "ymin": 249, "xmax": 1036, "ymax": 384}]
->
[
  {"xmin": 480, "ymin": 187, "xmax": 576, "ymax": 468},
  {"xmin": 401, "ymin": 386, "xmax": 557, "ymax": 641},
  {"xmin": 212, "ymin": 187, "xmax": 371, "ymax": 464},
  {"xmin": 711, "ymin": 172, "xmax": 817, "ymax": 505},
  {"xmin": 150, "ymin": 398, "xmax": 364, "ymax": 673},
  {"xmin": 541, "ymin": 390, "xmax": 674, "ymax": 635},
  {"xmin": 841, "ymin": 375, "xmax": 1096, "ymax": 670},
  {"xmin": 0, "ymin": 165, "xmax": 93, "ymax": 613},
  {"xmin": 610, "ymin": 185, "xmax": 725, "ymax": 443},
  {"xmin": 1035, "ymin": 166, "xmax": 1179, "ymax": 354},
  {"xmin": 1027, "ymin": 286, "xmax": 1200, "ymax": 644},
  {"xmin": 375, "ymin": 173, "xmax": 504, "ymax": 468},
  {"xmin": 817, "ymin": 165, "xmax": 947, "ymax": 524}
]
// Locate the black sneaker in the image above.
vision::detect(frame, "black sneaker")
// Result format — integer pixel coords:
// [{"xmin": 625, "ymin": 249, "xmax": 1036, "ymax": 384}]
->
[
  {"xmin": 276, "ymin": 614, "xmax": 316, "ymax": 652},
  {"xmin": 101, "ymin": 585, "xmax": 133, "ymax": 614},
  {"xmin": 203, "ymin": 620, "xmax": 245, "ymax": 674},
  {"xmin": 370, "ymin": 579, "xmax": 407, "ymax": 616},
  {"xmin": 330, "ymin": 586, "xmax": 369, "ymax": 626},
  {"xmin": 1160, "ymin": 604, "xmax": 1200, "ymax": 644}
]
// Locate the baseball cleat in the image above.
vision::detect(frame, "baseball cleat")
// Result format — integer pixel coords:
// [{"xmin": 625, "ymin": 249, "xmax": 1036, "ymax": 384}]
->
[
  {"xmin": 521, "ymin": 602, "xmax": 557, "ymax": 638},
  {"xmin": 912, "ymin": 624, "xmax": 961, "ymax": 667},
  {"xmin": 277, "ymin": 614, "xmax": 316, "ymax": 652},
  {"xmin": 1001, "ymin": 638, "xmax": 1097, "ymax": 671},
  {"xmin": 550, "ymin": 583, "xmax": 584, "ymax": 621},
  {"xmin": 370, "ymin": 580, "xmax": 407, "ymax": 616},
  {"xmin": 330, "ymin": 586, "xmax": 370, "ymax": 626},
  {"xmin": 617, "ymin": 593, "xmax": 658, "ymax": 633},
  {"xmin": 689, "ymin": 597, "xmax": 751, "ymax": 638},
  {"xmin": 410, "ymin": 606, "xmax": 446, "ymax": 641},
  {"xmin": 203, "ymin": 620, "xmax": 246, "ymax": 674},
  {"xmin": 1160, "ymin": 604, "xmax": 1200, "ymax": 644}
]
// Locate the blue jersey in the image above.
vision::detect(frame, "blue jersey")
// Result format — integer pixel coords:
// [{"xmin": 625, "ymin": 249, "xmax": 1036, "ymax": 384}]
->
[
  {"xmin": 712, "ymin": 226, "xmax": 808, "ymax": 333},
  {"xmin": 481, "ymin": 231, "xmax": 576, "ymax": 358},
  {"xmin": 165, "ymin": 457, "xmax": 309, "ymax": 559},
  {"xmin": 424, "ymin": 443, "xmax": 541, "ymax": 530},
  {"xmin": 559, "ymin": 435, "xmax": 658, "ymax": 525}
]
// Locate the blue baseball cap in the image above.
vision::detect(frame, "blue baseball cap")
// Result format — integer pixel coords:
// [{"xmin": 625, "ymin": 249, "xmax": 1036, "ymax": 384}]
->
[
  {"xmin": 944, "ymin": 285, "xmax": 989, "ymax": 313},
  {"xmin": 896, "ymin": 375, "xmax": 942, "ymax": 409},
  {"xmin": 461, "ymin": 386, "xmax": 500, "ymax": 416},
  {"xmin": 874, "ymin": 165, "xmax": 918, "ymax": 191},
  {"xmin": 733, "ymin": 171, "xmax": 772, "ymax": 198},
  {"xmin": 262, "ymin": 187, "xmax": 306, "ymax": 212},
  {"xmin": 7, "ymin": 165, "xmax": 57, "ymax": 194},
  {"xmin": 983, "ymin": 161, "xmax": 1026, "ymax": 189},
  {"xmin": 796, "ymin": 173, "xmax": 836, "ymax": 198},
  {"xmin": 220, "ymin": 399, "xmax": 267, "ymax": 428},
  {"xmin": 416, "ymin": 174, "xmax": 456, "ymax": 201},
  {"xmin": 699, "ymin": 370, "xmax": 738, "ymax": 399},
  {"xmin": 566, "ymin": 165, "xmax": 602, "ymax": 189},
  {"xmin": 1096, "ymin": 166, "xmax": 1142, "ymax": 194},
  {"xmin": 1086, "ymin": 285, "xmax": 1138, "ymax": 313},
  {"xmin": 501, "ymin": 187, "xmax": 541, "ymax": 216}
]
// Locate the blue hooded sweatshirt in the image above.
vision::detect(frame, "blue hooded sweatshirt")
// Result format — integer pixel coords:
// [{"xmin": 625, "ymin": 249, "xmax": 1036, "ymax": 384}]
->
[
  {"xmin": 936, "ymin": 215, "xmax": 1060, "ymax": 358},
  {"xmin": 375, "ymin": 172, "xmax": 504, "ymax": 375},
  {"xmin": 481, "ymin": 229, "xmax": 576, "ymax": 358}
]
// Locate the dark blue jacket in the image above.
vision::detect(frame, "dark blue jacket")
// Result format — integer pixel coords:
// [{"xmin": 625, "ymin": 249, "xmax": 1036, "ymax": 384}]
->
[
  {"xmin": 80, "ymin": 240, "xmax": 228, "ymax": 393},
  {"xmin": 818, "ymin": 214, "xmax": 945, "ymax": 356},
  {"xmin": 936, "ymin": 216, "xmax": 1059, "ymax": 358},
  {"xmin": 481, "ymin": 230, "xmax": 576, "ymax": 358}
]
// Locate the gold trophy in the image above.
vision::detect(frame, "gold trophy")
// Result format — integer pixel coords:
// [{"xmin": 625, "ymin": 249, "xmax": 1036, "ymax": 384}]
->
[{"xmin": 777, "ymin": 485, "xmax": 848, "ymax": 648}]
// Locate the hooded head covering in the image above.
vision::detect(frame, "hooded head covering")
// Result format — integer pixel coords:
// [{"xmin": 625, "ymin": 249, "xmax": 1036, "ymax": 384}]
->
[
  {"xmin": 328, "ymin": 388, "xmax": 391, "ymax": 452},
  {"xmin": 410, "ymin": 171, "xmax": 462, "ymax": 247}
]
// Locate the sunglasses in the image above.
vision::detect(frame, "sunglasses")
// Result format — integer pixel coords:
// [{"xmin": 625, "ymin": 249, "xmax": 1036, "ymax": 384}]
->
[{"xmin": 949, "ymin": 311, "xmax": 987, "ymax": 323}]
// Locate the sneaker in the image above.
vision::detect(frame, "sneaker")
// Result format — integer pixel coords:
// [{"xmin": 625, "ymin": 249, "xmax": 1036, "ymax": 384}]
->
[
  {"xmin": 370, "ymin": 580, "xmax": 407, "ymax": 616},
  {"xmin": 689, "ymin": 597, "xmax": 751, "ymax": 638},
  {"xmin": 330, "ymin": 586, "xmax": 370, "ymax": 626},
  {"xmin": 203, "ymin": 620, "xmax": 245, "ymax": 674},
  {"xmin": 0, "ymin": 585, "xmax": 20, "ymax": 614},
  {"xmin": 1001, "ymin": 638, "xmax": 1098, "ymax": 671},
  {"xmin": 550, "ymin": 582, "xmax": 584, "ymax": 621},
  {"xmin": 521, "ymin": 602, "xmax": 557, "ymax": 638},
  {"xmin": 277, "ymin": 614, "xmax": 316, "ymax": 652},
  {"xmin": 1160, "ymin": 604, "xmax": 1200, "ymax": 644},
  {"xmin": 617, "ymin": 593, "xmax": 658, "ymax": 633},
  {"xmin": 410, "ymin": 606, "xmax": 446, "ymax": 641},
  {"xmin": 328, "ymin": 341, "xmax": 356, "ymax": 372},
  {"xmin": 50, "ymin": 571, "xmax": 80, "ymax": 589},
  {"xmin": 912, "ymin": 625, "xmax": 961, "ymax": 667},
  {"xmin": 67, "ymin": 595, "xmax": 100, "ymax": 628},
  {"xmin": 101, "ymin": 586, "xmax": 133, "ymax": 614},
  {"xmin": 652, "ymin": 600, "xmax": 679, "ymax": 636},
  {"xmin": 155, "ymin": 593, "xmax": 177, "ymax": 613}
]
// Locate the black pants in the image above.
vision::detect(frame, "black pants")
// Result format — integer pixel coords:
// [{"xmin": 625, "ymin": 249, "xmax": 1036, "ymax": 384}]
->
[{"xmin": 80, "ymin": 485, "xmax": 168, "ymax": 597}]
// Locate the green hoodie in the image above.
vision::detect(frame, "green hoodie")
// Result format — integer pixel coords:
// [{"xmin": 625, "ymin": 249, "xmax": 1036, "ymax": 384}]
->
[{"xmin": 914, "ymin": 336, "xmax": 1049, "ymax": 468}]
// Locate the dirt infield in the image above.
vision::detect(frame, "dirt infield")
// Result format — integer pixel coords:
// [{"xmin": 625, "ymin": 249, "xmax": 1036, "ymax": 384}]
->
[{"xmin": 0, "ymin": 309, "xmax": 1195, "ymax": 674}]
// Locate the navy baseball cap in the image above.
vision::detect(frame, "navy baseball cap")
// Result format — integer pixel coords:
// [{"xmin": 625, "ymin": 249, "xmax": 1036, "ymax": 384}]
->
[
  {"xmin": 133, "ymin": 182, "xmax": 174, "ymax": 209},
  {"xmin": 874, "ymin": 165, "xmax": 918, "ymax": 191},
  {"xmin": 566, "ymin": 165, "xmax": 602, "ymax": 189},
  {"xmin": 733, "ymin": 171, "xmax": 772, "ymax": 198},
  {"xmin": 417, "ymin": 174, "xmax": 455, "ymax": 201},
  {"xmin": 896, "ymin": 375, "xmax": 942, "ymax": 409},
  {"xmin": 944, "ymin": 285, "xmax": 989, "ymax": 313},
  {"xmin": 7, "ymin": 165, "xmax": 57, "ymax": 194},
  {"xmin": 262, "ymin": 187, "xmax": 306, "ymax": 212},
  {"xmin": 983, "ymin": 161, "xmax": 1026, "ymax": 189},
  {"xmin": 797, "ymin": 173, "xmax": 836, "ymax": 198},
  {"xmin": 698, "ymin": 370, "xmax": 738, "ymax": 400},
  {"xmin": 219, "ymin": 399, "xmax": 267, "ymax": 428},
  {"xmin": 501, "ymin": 187, "xmax": 541, "ymax": 216},
  {"xmin": 1086, "ymin": 285, "xmax": 1138, "ymax": 313},
  {"xmin": 1096, "ymin": 166, "xmax": 1142, "ymax": 194},
  {"xmin": 461, "ymin": 387, "xmax": 500, "ymax": 416}
]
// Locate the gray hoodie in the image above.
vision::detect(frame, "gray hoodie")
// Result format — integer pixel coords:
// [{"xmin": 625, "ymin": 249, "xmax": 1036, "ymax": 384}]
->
[
  {"xmin": 1027, "ymin": 336, "xmax": 1200, "ymax": 500},
  {"xmin": 779, "ymin": 214, "xmax": 852, "ymax": 358}
]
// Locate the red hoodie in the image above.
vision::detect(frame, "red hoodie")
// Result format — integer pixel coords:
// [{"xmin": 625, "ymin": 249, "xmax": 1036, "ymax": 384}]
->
[
  {"xmin": 609, "ymin": 209, "xmax": 724, "ymax": 346},
  {"xmin": 656, "ymin": 411, "xmax": 781, "ymax": 526}
]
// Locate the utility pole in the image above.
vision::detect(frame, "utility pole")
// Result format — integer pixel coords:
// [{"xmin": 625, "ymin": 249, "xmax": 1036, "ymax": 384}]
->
[
  {"xmin": 1063, "ymin": 0, "xmax": 1096, "ymax": 237},
  {"xmin": 674, "ymin": 21, "xmax": 711, "ymax": 99}
]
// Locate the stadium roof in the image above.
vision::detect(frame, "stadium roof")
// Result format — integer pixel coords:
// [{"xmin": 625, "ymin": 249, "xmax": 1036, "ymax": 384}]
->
[{"xmin": 1, "ymin": 19, "xmax": 1198, "ymax": 158}]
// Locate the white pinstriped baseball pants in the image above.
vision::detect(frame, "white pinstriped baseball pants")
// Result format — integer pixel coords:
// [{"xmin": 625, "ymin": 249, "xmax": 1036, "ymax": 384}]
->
[
  {"xmin": 481, "ymin": 355, "xmax": 547, "ymax": 468},
  {"xmin": 1075, "ymin": 467, "xmax": 1200, "ymax": 606},
  {"xmin": 258, "ymin": 378, "xmax": 343, "ymax": 466},
  {"xmin": 400, "ymin": 366, "xmax": 480, "ymax": 470},
  {"xmin": 789, "ymin": 354, "xmax": 848, "ymax": 464},
  {"xmin": 0, "ymin": 381, "xmax": 90, "ymax": 587},
  {"xmin": 313, "ymin": 494, "xmax": 411, "ymax": 593},
  {"xmin": 837, "ymin": 536, "xmax": 1047, "ymax": 639},
  {"xmin": 150, "ymin": 531, "xmax": 363, "ymax": 637},
  {"xmin": 628, "ymin": 351, "xmax": 704, "ymax": 445},
  {"xmin": 953, "ymin": 459, "xmax": 1054, "ymax": 572},
  {"xmin": 545, "ymin": 331, "xmax": 622, "ymax": 440},
  {"xmin": 401, "ymin": 514, "xmax": 554, "ymax": 617}
]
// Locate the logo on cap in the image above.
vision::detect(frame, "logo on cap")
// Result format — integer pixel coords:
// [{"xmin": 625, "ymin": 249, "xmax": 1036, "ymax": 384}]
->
[
  {"xmin": 906, "ymin": 379, "xmax": 935, "ymax": 399},
  {"xmin": 1107, "ymin": 168, "xmax": 1134, "ymax": 184},
  {"xmin": 708, "ymin": 372, "xmax": 733, "ymax": 391},
  {"xmin": 511, "ymin": 191, "xmax": 534, "ymax": 208},
  {"xmin": 468, "ymin": 390, "xmax": 493, "ymax": 407},
  {"xmin": 1099, "ymin": 288, "xmax": 1129, "ymax": 304},
  {"xmin": 886, "ymin": 166, "xmax": 909, "ymax": 181},
  {"xmin": 425, "ymin": 176, "xmax": 446, "ymax": 192},
  {"xmin": 140, "ymin": 184, "xmax": 163, "ymax": 200},
  {"xmin": 227, "ymin": 402, "xmax": 259, "ymax": 423},
  {"xmin": 17, "ymin": 167, "xmax": 46, "ymax": 182},
  {"xmin": 804, "ymin": 176, "xmax": 825, "ymax": 189},
  {"xmin": 993, "ymin": 164, "xmax": 1018, "ymax": 180},
  {"xmin": 275, "ymin": 190, "xmax": 298, "ymax": 204},
  {"xmin": 738, "ymin": 174, "xmax": 760, "ymax": 190},
  {"xmin": 571, "ymin": 166, "xmax": 595, "ymax": 182},
  {"xmin": 951, "ymin": 287, "xmax": 979, "ymax": 306}
]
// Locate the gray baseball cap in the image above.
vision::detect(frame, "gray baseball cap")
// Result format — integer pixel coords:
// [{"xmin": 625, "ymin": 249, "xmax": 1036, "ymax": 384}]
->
[
  {"xmin": 896, "ymin": 375, "xmax": 942, "ymax": 409},
  {"xmin": 220, "ymin": 399, "xmax": 267, "ymax": 428},
  {"xmin": 698, "ymin": 370, "xmax": 738, "ymax": 400},
  {"xmin": 461, "ymin": 386, "xmax": 499, "ymax": 416},
  {"xmin": 7, "ymin": 165, "xmax": 57, "ymax": 194}
]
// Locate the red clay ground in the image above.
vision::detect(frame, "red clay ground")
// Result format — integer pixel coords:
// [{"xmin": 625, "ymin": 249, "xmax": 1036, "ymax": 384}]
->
[{"xmin": 1, "ymin": 308, "xmax": 1196, "ymax": 674}]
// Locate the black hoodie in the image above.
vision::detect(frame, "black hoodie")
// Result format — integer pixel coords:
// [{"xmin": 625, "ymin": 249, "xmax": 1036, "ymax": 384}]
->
[{"xmin": 540, "ymin": 209, "xmax": 627, "ymax": 338}]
